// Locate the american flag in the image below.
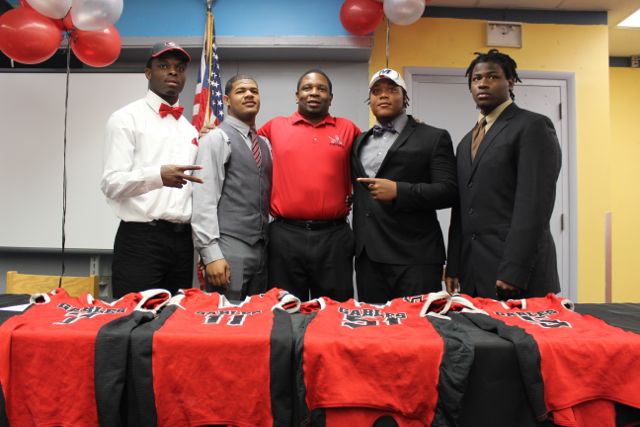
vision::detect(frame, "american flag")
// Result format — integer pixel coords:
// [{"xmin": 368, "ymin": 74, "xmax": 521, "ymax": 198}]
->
[
  {"xmin": 192, "ymin": 3, "xmax": 224, "ymax": 131},
  {"xmin": 194, "ymin": 2, "xmax": 224, "ymax": 291}
]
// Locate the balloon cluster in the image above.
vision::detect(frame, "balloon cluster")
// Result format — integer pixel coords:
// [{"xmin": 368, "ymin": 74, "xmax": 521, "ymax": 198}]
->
[
  {"xmin": 340, "ymin": 0, "xmax": 429, "ymax": 35},
  {"xmin": 0, "ymin": 0, "xmax": 123, "ymax": 67}
]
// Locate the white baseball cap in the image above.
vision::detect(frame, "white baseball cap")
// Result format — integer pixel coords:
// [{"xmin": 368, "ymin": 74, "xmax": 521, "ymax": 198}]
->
[{"xmin": 369, "ymin": 68, "xmax": 406, "ymax": 91}]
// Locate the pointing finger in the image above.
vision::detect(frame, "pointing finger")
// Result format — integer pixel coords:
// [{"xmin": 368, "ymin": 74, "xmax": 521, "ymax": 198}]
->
[{"xmin": 357, "ymin": 177, "xmax": 375, "ymax": 184}]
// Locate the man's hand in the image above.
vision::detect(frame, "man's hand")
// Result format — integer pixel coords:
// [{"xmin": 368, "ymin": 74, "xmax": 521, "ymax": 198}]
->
[
  {"xmin": 357, "ymin": 177, "xmax": 397, "ymax": 201},
  {"xmin": 496, "ymin": 279, "xmax": 520, "ymax": 300},
  {"xmin": 445, "ymin": 276, "xmax": 460, "ymax": 295},
  {"xmin": 199, "ymin": 123, "xmax": 216, "ymax": 138},
  {"xmin": 160, "ymin": 165, "xmax": 204, "ymax": 188},
  {"xmin": 205, "ymin": 259, "xmax": 231, "ymax": 290}
]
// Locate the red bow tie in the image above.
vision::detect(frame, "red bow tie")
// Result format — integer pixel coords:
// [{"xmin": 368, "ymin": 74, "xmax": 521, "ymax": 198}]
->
[{"xmin": 159, "ymin": 103, "xmax": 184, "ymax": 119}]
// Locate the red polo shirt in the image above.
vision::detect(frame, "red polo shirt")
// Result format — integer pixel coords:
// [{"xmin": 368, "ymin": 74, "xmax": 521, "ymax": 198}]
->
[{"xmin": 259, "ymin": 112, "xmax": 360, "ymax": 220}]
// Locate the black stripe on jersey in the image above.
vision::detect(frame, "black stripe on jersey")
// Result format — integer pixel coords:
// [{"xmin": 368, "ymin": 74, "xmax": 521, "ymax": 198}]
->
[
  {"xmin": 270, "ymin": 309, "xmax": 295, "ymax": 427},
  {"xmin": 127, "ymin": 304, "xmax": 178, "ymax": 427},
  {"xmin": 95, "ymin": 310, "xmax": 156, "ymax": 427},
  {"xmin": 310, "ymin": 408, "xmax": 326, "ymax": 427},
  {"xmin": 292, "ymin": 312, "xmax": 318, "ymax": 427},
  {"xmin": 461, "ymin": 312, "xmax": 548, "ymax": 421},
  {"xmin": 428, "ymin": 315, "xmax": 475, "ymax": 427}
]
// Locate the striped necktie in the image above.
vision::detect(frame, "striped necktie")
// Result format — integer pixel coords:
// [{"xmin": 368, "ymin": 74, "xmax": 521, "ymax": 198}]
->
[
  {"xmin": 471, "ymin": 117, "xmax": 487, "ymax": 161},
  {"xmin": 249, "ymin": 127, "xmax": 262, "ymax": 169}
]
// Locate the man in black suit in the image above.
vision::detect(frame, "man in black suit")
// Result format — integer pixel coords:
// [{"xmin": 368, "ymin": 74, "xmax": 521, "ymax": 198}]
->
[
  {"xmin": 351, "ymin": 68, "xmax": 457, "ymax": 303},
  {"xmin": 445, "ymin": 50, "xmax": 562, "ymax": 300}
]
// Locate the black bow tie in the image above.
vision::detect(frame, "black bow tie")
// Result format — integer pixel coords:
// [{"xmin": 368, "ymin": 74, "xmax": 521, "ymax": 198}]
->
[{"xmin": 372, "ymin": 123, "xmax": 396, "ymax": 137}]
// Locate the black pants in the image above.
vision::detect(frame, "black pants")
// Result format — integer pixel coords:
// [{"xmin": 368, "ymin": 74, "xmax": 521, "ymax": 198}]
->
[
  {"xmin": 268, "ymin": 219, "xmax": 354, "ymax": 302},
  {"xmin": 112, "ymin": 220, "xmax": 194, "ymax": 298},
  {"xmin": 355, "ymin": 249, "xmax": 443, "ymax": 304}
]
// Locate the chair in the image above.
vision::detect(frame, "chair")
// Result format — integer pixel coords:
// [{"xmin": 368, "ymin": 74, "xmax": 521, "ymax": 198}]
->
[{"xmin": 5, "ymin": 271, "xmax": 99, "ymax": 297}]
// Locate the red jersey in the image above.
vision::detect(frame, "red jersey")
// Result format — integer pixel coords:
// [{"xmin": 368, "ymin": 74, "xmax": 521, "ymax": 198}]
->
[
  {"xmin": 465, "ymin": 294, "xmax": 640, "ymax": 427},
  {"xmin": 297, "ymin": 294, "xmax": 474, "ymax": 426},
  {"xmin": 259, "ymin": 112, "xmax": 360, "ymax": 220},
  {"xmin": 129, "ymin": 288, "xmax": 299, "ymax": 427},
  {"xmin": 0, "ymin": 288, "xmax": 169, "ymax": 427}
]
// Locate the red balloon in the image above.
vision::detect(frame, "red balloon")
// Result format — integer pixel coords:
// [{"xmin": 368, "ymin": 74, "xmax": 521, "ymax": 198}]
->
[
  {"xmin": 51, "ymin": 17, "xmax": 65, "ymax": 32},
  {"xmin": 62, "ymin": 12, "xmax": 75, "ymax": 31},
  {"xmin": 0, "ymin": 8, "xmax": 62, "ymax": 64},
  {"xmin": 340, "ymin": 0, "xmax": 384, "ymax": 35},
  {"xmin": 71, "ymin": 25, "xmax": 121, "ymax": 67}
]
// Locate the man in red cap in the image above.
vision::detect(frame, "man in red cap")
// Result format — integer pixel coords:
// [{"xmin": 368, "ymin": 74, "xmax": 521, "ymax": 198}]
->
[{"xmin": 101, "ymin": 41, "xmax": 203, "ymax": 297}]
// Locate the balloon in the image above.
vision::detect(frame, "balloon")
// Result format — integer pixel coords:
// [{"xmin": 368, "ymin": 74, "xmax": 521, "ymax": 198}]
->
[
  {"xmin": 63, "ymin": 12, "xmax": 75, "ymax": 31},
  {"xmin": 0, "ymin": 8, "xmax": 62, "ymax": 64},
  {"xmin": 51, "ymin": 18, "xmax": 65, "ymax": 32},
  {"xmin": 340, "ymin": 0, "xmax": 384, "ymax": 35},
  {"xmin": 70, "ymin": 0, "xmax": 123, "ymax": 31},
  {"xmin": 71, "ymin": 25, "xmax": 121, "ymax": 67},
  {"xmin": 383, "ymin": 0, "xmax": 425, "ymax": 25},
  {"xmin": 25, "ymin": 0, "xmax": 72, "ymax": 19}
]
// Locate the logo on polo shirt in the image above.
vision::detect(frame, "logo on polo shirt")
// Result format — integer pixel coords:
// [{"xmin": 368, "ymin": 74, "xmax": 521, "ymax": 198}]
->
[{"xmin": 329, "ymin": 135, "xmax": 345, "ymax": 147}]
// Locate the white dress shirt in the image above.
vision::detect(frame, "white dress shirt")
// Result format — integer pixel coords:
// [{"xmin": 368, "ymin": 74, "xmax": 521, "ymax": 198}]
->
[{"xmin": 101, "ymin": 90, "xmax": 199, "ymax": 223}]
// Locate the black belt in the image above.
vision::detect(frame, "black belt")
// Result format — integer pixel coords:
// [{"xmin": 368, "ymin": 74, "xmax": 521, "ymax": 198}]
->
[
  {"xmin": 275, "ymin": 217, "xmax": 346, "ymax": 230},
  {"xmin": 122, "ymin": 220, "xmax": 190, "ymax": 233},
  {"xmin": 150, "ymin": 220, "xmax": 190, "ymax": 232}
]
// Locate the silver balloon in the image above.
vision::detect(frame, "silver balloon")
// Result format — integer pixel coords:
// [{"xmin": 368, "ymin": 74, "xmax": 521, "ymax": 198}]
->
[
  {"xmin": 70, "ymin": 0, "xmax": 123, "ymax": 31},
  {"xmin": 26, "ymin": 0, "xmax": 72, "ymax": 19},
  {"xmin": 383, "ymin": 0, "xmax": 425, "ymax": 25}
]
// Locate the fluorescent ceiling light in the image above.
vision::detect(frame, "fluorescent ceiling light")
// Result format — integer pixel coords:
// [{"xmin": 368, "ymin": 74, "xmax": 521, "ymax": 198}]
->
[{"xmin": 617, "ymin": 8, "xmax": 640, "ymax": 28}]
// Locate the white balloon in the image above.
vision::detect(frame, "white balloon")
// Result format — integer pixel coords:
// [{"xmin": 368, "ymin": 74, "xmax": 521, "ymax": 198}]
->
[
  {"xmin": 383, "ymin": 0, "xmax": 425, "ymax": 26},
  {"xmin": 70, "ymin": 0, "xmax": 123, "ymax": 31},
  {"xmin": 26, "ymin": 0, "xmax": 72, "ymax": 19}
]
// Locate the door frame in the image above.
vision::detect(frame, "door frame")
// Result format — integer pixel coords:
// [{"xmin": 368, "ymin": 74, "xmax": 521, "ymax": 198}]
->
[{"xmin": 404, "ymin": 67, "xmax": 577, "ymax": 301}]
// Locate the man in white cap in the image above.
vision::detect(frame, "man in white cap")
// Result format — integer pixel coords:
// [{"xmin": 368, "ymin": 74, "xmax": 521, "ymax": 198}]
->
[
  {"xmin": 101, "ymin": 41, "xmax": 202, "ymax": 297},
  {"xmin": 351, "ymin": 68, "xmax": 457, "ymax": 303}
]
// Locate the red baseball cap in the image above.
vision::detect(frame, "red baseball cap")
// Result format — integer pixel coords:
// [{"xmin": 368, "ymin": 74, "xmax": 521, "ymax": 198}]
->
[{"xmin": 150, "ymin": 41, "xmax": 191, "ymax": 63}]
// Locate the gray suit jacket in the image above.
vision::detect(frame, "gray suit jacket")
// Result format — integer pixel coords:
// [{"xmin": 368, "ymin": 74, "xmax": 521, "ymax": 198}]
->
[{"xmin": 447, "ymin": 103, "xmax": 562, "ymax": 298}]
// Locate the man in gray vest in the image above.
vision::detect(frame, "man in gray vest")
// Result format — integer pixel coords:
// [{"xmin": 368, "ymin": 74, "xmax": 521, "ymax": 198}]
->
[{"xmin": 192, "ymin": 75, "xmax": 272, "ymax": 299}]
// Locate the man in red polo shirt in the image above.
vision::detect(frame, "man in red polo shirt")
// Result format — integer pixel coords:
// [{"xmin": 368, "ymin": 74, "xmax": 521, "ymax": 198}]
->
[{"xmin": 259, "ymin": 69, "xmax": 360, "ymax": 301}]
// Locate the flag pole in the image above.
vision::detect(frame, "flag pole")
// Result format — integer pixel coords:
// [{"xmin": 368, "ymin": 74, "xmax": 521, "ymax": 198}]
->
[{"xmin": 203, "ymin": 0, "xmax": 214, "ymax": 128}]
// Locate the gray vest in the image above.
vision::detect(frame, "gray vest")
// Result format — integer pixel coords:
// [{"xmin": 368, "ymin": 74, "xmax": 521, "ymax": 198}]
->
[{"xmin": 217, "ymin": 121, "xmax": 272, "ymax": 245}]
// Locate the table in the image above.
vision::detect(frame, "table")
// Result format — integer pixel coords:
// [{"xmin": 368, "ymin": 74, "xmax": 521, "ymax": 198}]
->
[{"xmin": 1, "ymin": 295, "xmax": 638, "ymax": 427}]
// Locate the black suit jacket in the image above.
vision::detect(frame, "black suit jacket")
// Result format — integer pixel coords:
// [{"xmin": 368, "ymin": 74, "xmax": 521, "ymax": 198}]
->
[
  {"xmin": 351, "ymin": 115, "xmax": 457, "ymax": 265},
  {"xmin": 447, "ymin": 103, "xmax": 562, "ymax": 298}
]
